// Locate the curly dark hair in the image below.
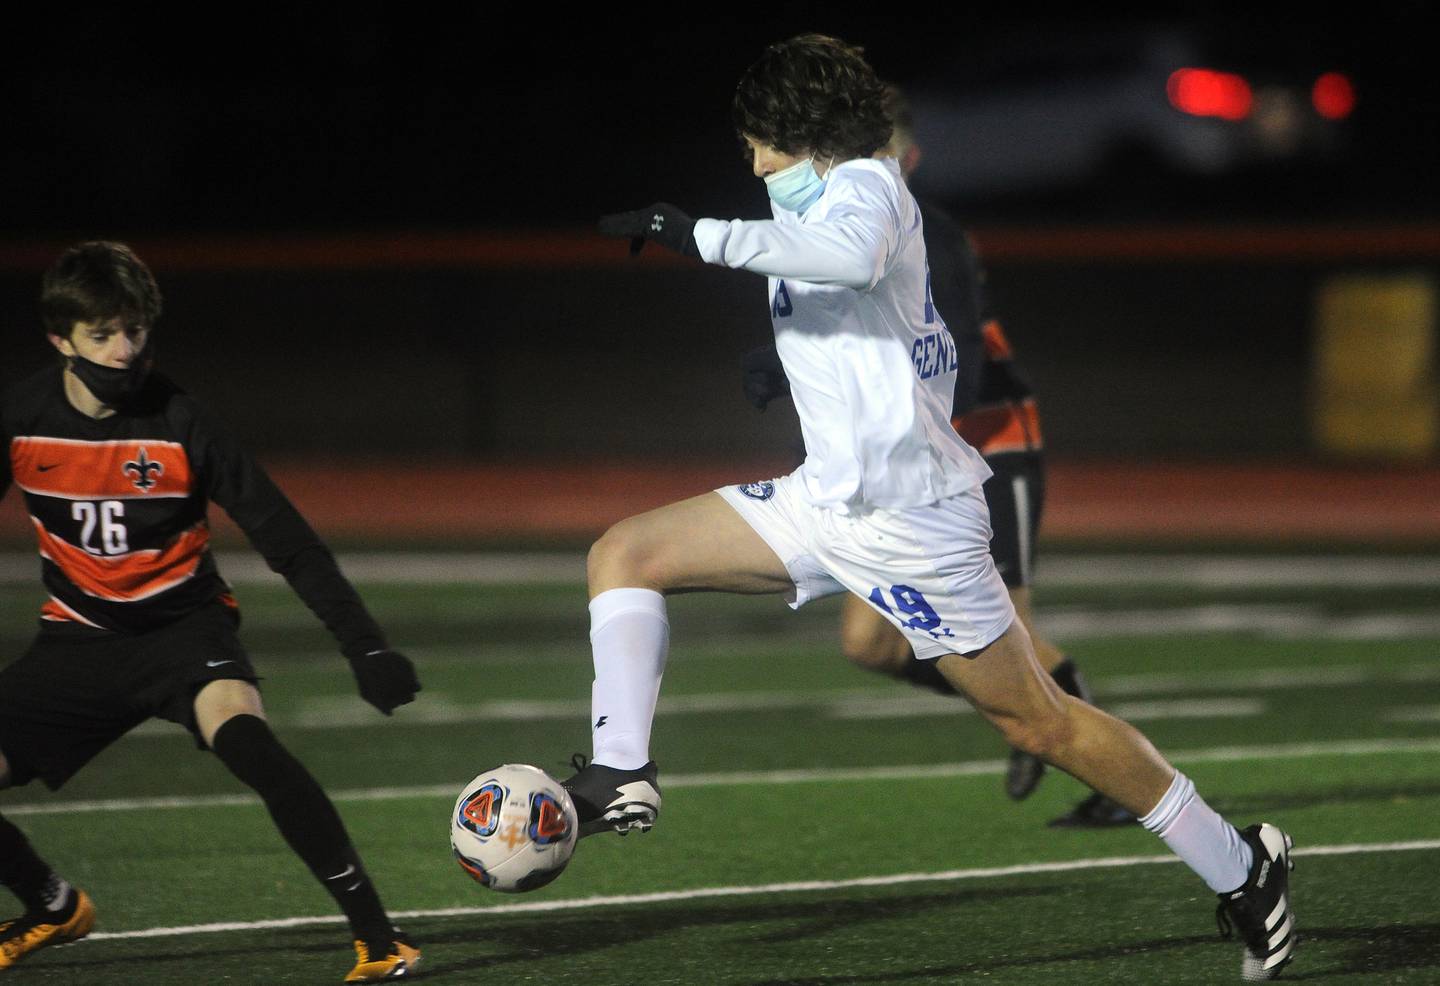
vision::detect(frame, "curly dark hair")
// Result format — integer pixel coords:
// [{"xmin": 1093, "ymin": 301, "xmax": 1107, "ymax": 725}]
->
[
  {"xmin": 733, "ymin": 34, "xmax": 892, "ymax": 162},
  {"xmin": 40, "ymin": 241, "xmax": 162, "ymax": 338}
]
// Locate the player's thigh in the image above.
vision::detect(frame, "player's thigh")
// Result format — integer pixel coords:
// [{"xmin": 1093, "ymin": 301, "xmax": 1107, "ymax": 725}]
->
[
  {"xmin": 138, "ymin": 602, "xmax": 263, "ymax": 747},
  {"xmin": 193, "ymin": 679, "xmax": 267, "ymax": 749},
  {"xmin": 839, "ymin": 592, "xmax": 913, "ymax": 671},
  {"xmin": 936, "ymin": 620, "xmax": 1064, "ymax": 726},
  {"xmin": 589, "ymin": 491, "xmax": 793, "ymax": 596},
  {"xmin": 0, "ymin": 630, "xmax": 143, "ymax": 791}
]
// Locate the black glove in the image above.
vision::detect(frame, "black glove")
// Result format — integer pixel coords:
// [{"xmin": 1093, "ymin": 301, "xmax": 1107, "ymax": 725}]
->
[
  {"xmin": 347, "ymin": 649, "xmax": 421, "ymax": 715},
  {"xmin": 598, "ymin": 203, "xmax": 700, "ymax": 258},
  {"xmin": 742, "ymin": 344, "xmax": 791, "ymax": 411}
]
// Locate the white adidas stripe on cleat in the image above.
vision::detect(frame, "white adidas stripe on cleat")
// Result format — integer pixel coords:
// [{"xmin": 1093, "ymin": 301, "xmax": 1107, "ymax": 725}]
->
[{"xmin": 1220, "ymin": 823, "xmax": 1297, "ymax": 982}]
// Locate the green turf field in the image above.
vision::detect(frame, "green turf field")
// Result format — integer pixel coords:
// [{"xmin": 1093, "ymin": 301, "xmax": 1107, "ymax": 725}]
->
[{"xmin": 1, "ymin": 553, "xmax": 1437, "ymax": 984}]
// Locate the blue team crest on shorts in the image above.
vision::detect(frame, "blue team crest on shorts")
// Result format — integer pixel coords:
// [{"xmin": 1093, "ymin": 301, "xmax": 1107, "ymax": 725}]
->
[{"xmin": 738, "ymin": 481, "xmax": 775, "ymax": 501}]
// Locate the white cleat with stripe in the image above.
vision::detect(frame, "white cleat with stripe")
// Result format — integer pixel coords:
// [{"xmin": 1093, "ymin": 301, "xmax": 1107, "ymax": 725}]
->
[{"xmin": 1217, "ymin": 823, "xmax": 1297, "ymax": 981}]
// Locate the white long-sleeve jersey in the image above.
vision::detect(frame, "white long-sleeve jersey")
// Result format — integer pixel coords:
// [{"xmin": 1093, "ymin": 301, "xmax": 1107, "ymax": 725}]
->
[{"xmin": 693, "ymin": 157, "xmax": 991, "ymax": 511}]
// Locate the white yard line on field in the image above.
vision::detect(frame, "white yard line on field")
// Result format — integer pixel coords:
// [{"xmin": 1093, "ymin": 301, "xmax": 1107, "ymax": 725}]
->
[
  {"xmin": 82, "ymin": 838, "xmax": 1440, "ymax": 942},
  {"xmin": 1040, "ymin": 556, "xmax": 1440, "ymax": 588},
  {"xmin": 6, "ymin": 735, "xmax": 1440, "ymax": 818},
  {"xmin": 111, "ymin": 660, "xmax": 1432, "ymax": 736},
  {"xmin": 1384, "ymin": 706, "xmax": 1440, "ymax": 723},
  {"xmin": 831, "ymin": 696, "xmax": 1266, "ymax": 721},
  {"xmin": 1039, "ymin": 606, "xmax": 1440, "ymax": 640},
  {"xmin": 3, "ymin": 552, "xmax": 1440, "ymax": 587},
  {"xmin": 62, "ymin": 653, "xmax": 1440, "ymax": 740},
  {"xmin": 258, "ymin": 655, "xmax": 1440, "ymax": 731},
  {"xmin": 275, "ymin": 691, "xmax": 1266, "ymax": 731}
]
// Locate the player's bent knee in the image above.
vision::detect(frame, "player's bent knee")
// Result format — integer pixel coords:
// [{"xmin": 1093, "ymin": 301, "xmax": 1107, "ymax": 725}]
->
[
  {"xmin": 839, "ymin": 623, "xmax": 911, "ymax": 674},
  {"xmin": 589, "ymin": 523, "xmax": 642, "ymax": 590},
  {"xmin": 840, "ymin": 637, "xmax": 888, "ymax": 672},
  {"xmin": 839, "ymin": 596, "xmax": 912, "ymax": 674},
  {"xmin": 588, "ymin": 517, "xmax": 675, "ymax": 592},
  {"xmin": 193, "ymin": 679, "xmax": 266, "ymax": 749}
]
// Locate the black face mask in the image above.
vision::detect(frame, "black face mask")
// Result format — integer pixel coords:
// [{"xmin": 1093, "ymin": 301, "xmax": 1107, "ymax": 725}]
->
[{"xmin": 68, "ymin": 340, "xmax": 155, "ymax": 407}]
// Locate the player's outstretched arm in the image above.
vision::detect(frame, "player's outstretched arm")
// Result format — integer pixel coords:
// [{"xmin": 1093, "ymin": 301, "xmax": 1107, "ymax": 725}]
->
[
  {"xmin": 599, "ymin": 182, "xmax": 892, "ymax": 290},
  {"xmin": 249, "ymin": 507, "xmax": 421, "ymax": 715},
  {"xmin": 693, "ymin": 207, "xmax": 889, "ymax": 289},
  {"xmin": 597, "ymin": 203, "xmax": 700, "ymax": 258},
  {"xmin": 193, "ymin": 408, "xmax": 420, "ymax": 715}
]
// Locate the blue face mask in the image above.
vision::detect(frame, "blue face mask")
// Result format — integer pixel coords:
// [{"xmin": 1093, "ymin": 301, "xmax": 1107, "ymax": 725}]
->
[{"xmin": 764, "ymin": 156, "xmax": 830, "ymax": 214}]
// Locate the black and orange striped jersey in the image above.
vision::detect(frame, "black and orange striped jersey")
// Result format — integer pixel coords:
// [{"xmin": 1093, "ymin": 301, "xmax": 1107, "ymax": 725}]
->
[
  {"xmin": 953, "ymin": 318, "xmax": 1043, "ymax": 457},
  {"xmin": 1, "ymin": 365, "xmax": 386, "ymax": 655},
  {"xmin": 917, "ymin": 199, "xmax": 1043, "ymax": 458}
]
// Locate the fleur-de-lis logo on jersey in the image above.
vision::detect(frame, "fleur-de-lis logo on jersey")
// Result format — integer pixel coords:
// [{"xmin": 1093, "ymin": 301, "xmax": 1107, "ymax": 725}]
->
[{"xmin": 123, "ymin": 447, "xmax": 165, "ymax": 492}]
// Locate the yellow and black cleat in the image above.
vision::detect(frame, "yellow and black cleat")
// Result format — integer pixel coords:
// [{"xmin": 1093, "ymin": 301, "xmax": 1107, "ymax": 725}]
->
[
  {"xmin": 0, "ymin": 889, "xmax": 96, "ymax": 970},
  {"xmin": 344, "ymin": 933, "xmax": 422, "ymax": 982}
]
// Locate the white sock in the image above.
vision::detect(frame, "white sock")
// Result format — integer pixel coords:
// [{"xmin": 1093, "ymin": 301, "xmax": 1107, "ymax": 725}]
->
[
  {"xmin": 588, "ymin": 587, "xmax": 669, "ymax": 770},
  {"xmin": 1140, "ymin": 771, "xmax": 1254, "ymax": 893}
]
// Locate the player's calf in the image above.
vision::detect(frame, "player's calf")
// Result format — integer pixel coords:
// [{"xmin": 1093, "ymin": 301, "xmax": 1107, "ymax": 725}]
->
[{"xmin": 1006, "ymin": 658, "xmax": 1098, "ymax": 801}]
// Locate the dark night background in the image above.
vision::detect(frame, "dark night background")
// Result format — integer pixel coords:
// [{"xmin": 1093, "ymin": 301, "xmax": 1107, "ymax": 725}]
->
[
  {"xmin": 3, "ymin": 4, "xmax": 1436, "ymax": 233},
  {"xmin": 2, "ymin": 5, "xmax": 1436, "ymax": 467}
]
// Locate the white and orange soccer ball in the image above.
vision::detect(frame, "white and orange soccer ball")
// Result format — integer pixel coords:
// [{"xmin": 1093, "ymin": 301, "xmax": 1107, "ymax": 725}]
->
[{"xmin": 450, "ymin": 764, "xmax": 578, "ymax": 893}]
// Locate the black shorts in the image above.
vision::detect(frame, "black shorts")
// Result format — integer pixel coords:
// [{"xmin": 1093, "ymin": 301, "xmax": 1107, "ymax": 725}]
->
[
  {"xmin": 0, "ymin": 602, "xmax": 259, "ymax": 791},
  {"xmin": 982, "ymin": 451, "xmax": 1046, "ymax": 589}
]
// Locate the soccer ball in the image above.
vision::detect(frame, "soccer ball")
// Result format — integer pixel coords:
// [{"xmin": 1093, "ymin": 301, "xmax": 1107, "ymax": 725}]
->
[{"xmin": 450, "ymin": 764, "xmax": 578, "ymax": 893}]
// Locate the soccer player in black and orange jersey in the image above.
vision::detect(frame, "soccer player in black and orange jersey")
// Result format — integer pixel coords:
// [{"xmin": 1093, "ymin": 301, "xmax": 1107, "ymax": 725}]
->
[
  {"xmin": 0, "ymin": 242, "xmax": 423, "ymax": 982},
  {"xmin": 743, "ymin": 88, "xmax": 1136, "ymax": 828}
]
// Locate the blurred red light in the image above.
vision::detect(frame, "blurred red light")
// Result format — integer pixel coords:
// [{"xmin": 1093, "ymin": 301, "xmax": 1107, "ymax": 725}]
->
[
  {"xmin": 1167, "ymin": 68, "xmax": 1253, "ymax": 121},
  {"xmin": 1312, "ymin": 72, "xmax": 1356, "ymax": 119}
]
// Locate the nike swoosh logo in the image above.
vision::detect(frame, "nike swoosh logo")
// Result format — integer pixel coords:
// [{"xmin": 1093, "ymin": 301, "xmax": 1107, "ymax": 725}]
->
[
  {"xmin": 37, "ymin": 464, "xmax": 61, "ymax": 472},
  {"xmin": 205, "ymin": 659, "xmax": 236, "ymax": 668},
  {"xmin": 326, "ymin": 864, "xmax": 356, "ymax": 881}
]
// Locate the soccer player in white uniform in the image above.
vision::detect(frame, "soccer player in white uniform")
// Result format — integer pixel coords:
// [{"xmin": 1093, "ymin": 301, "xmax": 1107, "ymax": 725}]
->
[{"xmin": 569, "ymin": 34, "xmax": 1297, "ymax": 980}]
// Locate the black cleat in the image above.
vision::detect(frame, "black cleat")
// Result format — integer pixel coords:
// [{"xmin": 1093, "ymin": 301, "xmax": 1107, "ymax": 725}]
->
[
  {"xmin": 1005, "ymin": 747, "xmax": 1046, "ymax": 800},
  {"xmin": 1216, "ymin": 823, "xmax": 1297, "ymax": 981},
  {"xmin": 1047, "ymin": 792, "xmax": 1139, "ymax": 828},
  {"xmin": 562, "ymin": 757, "xmax": 661, "ymax": 838}
]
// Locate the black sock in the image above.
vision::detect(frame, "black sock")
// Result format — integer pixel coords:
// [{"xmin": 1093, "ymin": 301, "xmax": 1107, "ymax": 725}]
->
[
  {"xmin": 898, "ymin": 656, "xmax": 959, "ymax": 696},
  {"xmin": 0, "ymin": 815, "xmax": 70, "ymax": 915},
  {"xmin": 210, "ymin": 715, "xmax": 391, "ymax": 945},
  {"xmin": 1050, "ymin": 658, "xmax": 1094, "ymax": 704}
]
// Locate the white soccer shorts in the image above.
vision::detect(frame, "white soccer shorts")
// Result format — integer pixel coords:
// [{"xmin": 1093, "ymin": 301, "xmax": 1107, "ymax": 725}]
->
[{"xmin": 716, "ymin": 470, "xmax": 1015, "ymax": 659}]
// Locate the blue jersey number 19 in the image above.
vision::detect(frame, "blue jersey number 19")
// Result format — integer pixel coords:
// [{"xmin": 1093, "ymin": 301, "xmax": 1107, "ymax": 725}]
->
[{"xmin": 867, "ymin": 584, "xmax": 942, "ymax": 631}]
